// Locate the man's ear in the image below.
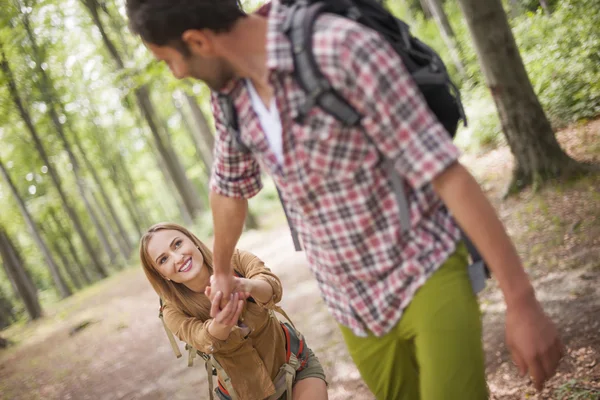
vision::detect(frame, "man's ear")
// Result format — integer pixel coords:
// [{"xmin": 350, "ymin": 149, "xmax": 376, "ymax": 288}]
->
[{"xmin": 181, "ymin": 29, "xmax": 217, "ymax": 57}]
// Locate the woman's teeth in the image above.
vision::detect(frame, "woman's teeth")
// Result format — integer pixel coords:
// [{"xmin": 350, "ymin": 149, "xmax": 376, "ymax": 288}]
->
[{"xmin": 179, "ymin": 258, "xmax": 192, "ymax": 272}]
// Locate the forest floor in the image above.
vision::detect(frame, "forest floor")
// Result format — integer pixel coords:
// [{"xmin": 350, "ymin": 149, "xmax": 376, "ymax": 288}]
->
[{"xmin": 1, "ymin": 119, "xmax": 599, "ymax": 400}]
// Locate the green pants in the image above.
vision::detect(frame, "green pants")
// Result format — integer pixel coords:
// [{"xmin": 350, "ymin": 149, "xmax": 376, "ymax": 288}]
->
[{"xmin": 340, "ymin": 243, "xmax": 488, "ymax": 400}]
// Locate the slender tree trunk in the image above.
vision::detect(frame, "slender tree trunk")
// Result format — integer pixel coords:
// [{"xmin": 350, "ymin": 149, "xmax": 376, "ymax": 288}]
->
[
  {"xmin": 59, "ymin": 103, "xmax": 133, "ymax": 256},
  {"xmin": 539, "ymin": 0, "xmax": 551, "ymax": 15},
  {"xmin": 81, "ymin": 0, "xmax": 204, "ymax": 218},
  {"xmin": 245, "ymin": 212, "xmax": 259, "ymax": 230},
  {"xmin": 455, "ymin": 0, "xmax": 584, "ymax": 194},
  {"xmin": 21, "ymin": 14, "xmax": 117, "ymax": 266},
  {"xmin": 4, "ymin": 232, "xmax": 38, "ymax": 306},
  {"xmin": 136, "ymin": 87, "xmax": 205, "ymax": 217},
  {"xmin": 92, "ymin": 186, "xmax": 131, "ymax": 259},
  {"xmin": 0, "ymin": 228, "xmax": 43, "ymax": 320},
  {"xmin": 508, "ymin": 0, "xmax": 520, "ymax": 17},
  {"xmin": 91, "ymin": 119, "xmax": 147, "ymax": 236},
  {"xmin": 39, "ymin": 225, "xmax": 83, "ymax": 290},
  {"xmin": 152, "ymin": 145, "xmax": 195, "ymax": 226},
  {"xmin": 90, "ymin": 190, "xmax": 128, "ymax": 263},
  {"xmin": 418, "ymin": 0, "xmax": 432, "ymax": 18},
  {"xmin": 0, "ymin": 46, "xmax": 108, "ymax": 278},
  {"xmin": 48, "ymin": 208, "xmax": 93, "ymax": 285},
  {"xmin": 184, "ymin": 93, "xmax": 215, "ymax": 166},
  {"xmin": 0, "ymin": 158, "xmax": 72, "ymax": 298},
  {"xmin": 425, "ymin": 0, "xmax": 466, "ymax": 77},
  {"xmin": 173, "ymin": 95, "xmax": 211, "ymax": 168}
]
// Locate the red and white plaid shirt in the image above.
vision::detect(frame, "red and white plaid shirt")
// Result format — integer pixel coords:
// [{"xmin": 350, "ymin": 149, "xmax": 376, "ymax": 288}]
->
[{"xmin": 210, "ymin": 0, "xmax": 462, "ymax": 337}]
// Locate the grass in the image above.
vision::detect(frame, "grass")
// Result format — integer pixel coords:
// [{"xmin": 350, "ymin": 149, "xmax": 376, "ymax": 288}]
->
[{"xmin": 555, "ymin": 380, "xmax": 600, "ymax": 400}]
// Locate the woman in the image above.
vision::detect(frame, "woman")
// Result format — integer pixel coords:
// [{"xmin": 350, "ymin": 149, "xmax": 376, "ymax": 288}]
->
[{"xmin": 140, "ymin": 222, "xmax": 328, "ymax": 400}]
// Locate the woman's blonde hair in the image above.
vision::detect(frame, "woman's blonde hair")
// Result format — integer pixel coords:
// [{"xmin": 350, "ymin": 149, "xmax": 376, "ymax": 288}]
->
[{"xmin": 140, "ymin": 222, "xmax": 213, "ymax": 318}]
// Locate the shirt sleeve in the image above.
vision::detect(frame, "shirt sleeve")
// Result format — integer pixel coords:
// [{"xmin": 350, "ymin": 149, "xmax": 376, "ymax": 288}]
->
[
  {"xmin": 316, "ymin": 18, "xmax": 460, "ymax": 189},
  {"xmin": 162, "ymin": 302, "xmax": 246, "ymax": 355},
  {"xmin": 235, "ymin": 249, "xmax": 283, "ymax": 309},
  {"xmin": 209, "ymin": 92, "xmax": 263, "ymax": 198}
]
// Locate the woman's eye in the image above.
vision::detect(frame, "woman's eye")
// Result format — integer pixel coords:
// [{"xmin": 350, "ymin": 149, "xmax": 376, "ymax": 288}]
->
[
  {"xmin": 159, "ymin": 256, "xmax": 167, "ymax": 265},
  {"xmin": 175, "ymin": 240, "xmax": 182, "ymax": 248}
]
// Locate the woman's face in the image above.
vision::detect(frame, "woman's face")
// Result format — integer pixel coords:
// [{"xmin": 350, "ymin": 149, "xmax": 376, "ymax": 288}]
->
[{"xmin": 146, "ymin": 229, "xmax": 208, "ymax": 288}]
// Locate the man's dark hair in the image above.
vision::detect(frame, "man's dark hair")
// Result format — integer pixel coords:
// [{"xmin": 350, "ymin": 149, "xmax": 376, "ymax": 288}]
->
[{"xmin": 126, "ymin": 0, "xmax": 246, "ymax": 47}]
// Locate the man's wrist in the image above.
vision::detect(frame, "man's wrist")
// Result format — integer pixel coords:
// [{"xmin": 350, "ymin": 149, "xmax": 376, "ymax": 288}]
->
[
  {"xmin": 212, "ymin": 260, "xmax": 234, "ymax": 277},
  {"xmin": 504, "ymin": 280, "xmax": 536, "ymax": 310}
]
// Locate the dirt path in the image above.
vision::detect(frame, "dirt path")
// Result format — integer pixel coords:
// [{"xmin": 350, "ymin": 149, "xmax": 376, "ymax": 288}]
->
[{"xmin": 1, "ymin": 122, "xmax": 599, "ymax": 400}]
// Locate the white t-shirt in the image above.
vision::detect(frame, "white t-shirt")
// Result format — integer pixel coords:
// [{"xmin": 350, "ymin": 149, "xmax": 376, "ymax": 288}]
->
[{"xmin": 246, "ymin": 79, "xmax": 284, "ymax": 165}]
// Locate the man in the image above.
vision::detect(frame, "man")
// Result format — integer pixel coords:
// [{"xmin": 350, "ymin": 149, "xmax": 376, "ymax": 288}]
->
[{"xmin": 126, "ymin": 0, "xmax": 564, "ymax": 398}]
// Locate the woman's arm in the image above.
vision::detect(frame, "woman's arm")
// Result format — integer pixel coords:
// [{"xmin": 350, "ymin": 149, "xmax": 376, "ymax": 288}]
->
[
  {"xmin": 234, "ymin": 250, "xmax": 283, "ymax": 308},
  {"xmin": 162, "ymin": 293, "xmax": 245, "ymax": 354}
]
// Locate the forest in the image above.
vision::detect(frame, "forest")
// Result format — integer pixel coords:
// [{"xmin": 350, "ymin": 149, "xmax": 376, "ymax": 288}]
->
[{"xmin": 0, "ymin": 0, "xmax": 598, "ymax": 398}]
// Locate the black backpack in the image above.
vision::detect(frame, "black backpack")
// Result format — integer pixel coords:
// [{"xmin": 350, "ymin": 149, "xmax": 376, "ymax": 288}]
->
[{"xmin": 217, "ymin": 0, "xmax": 490, "ymax": 291}]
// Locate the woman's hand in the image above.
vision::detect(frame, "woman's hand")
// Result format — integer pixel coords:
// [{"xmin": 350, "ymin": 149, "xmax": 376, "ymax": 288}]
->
[{"xmin": 207, "ymin": 291, "xmax": 245, "ymax": 341}]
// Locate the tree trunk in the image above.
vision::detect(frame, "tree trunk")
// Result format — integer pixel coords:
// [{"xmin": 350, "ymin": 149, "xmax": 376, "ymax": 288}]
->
[
  {"xmin": 245, "ymin": 212, "xmax": 260, "ymax": 230},
  {"xmin": 60, "ymin": 103, "xmax": 133, "ymax": 257},
  {"xmin": 91, "ymin": 185, "xmax": 131, "ymax": 259},
  {"xmin": 20, "ymin": 13, "xmax": 118, "ymax": 266},
  {"xmin": 173, "ymin": 94, "xmax": 211, "ymax": 169},
  {"xmin": 539, "ymin": 0, "xmax": 551, "ymax": 15},
  {"xmin": 48, "ymin": 208, "xmax": 93, "ymax": 285},
  {"xmin": 0, "ymin": 228, "xmax": 43, "ymax": 320},
  {"xmin": 184, "ymin": 93, "xmax": 215, "ymax": 166},
  {"xmin": 91, "ymin": 120, "xmax": 147, "ymax": 236},
  {"xmin": 0, "ymin": 158, "xmax": 72, "ymax": 298},
  {"xmin": 90, "ymin": 190, "xmax": 127, "ymax": 265},
  {"xmin": 0, "ymin": 46, "xmax": 109, "ymax": 279},
  {"xmin": 418, "ymin": 0, "xmax": 432, "ymax": 18},
  {"xmin": 39, "ymin": 225, "xmax": 83, "ymax": 291},
  {"xmin": 425, "ymin": 0, "xmax": 466, "ymax": 77},
  {"xmin": 151, "ymin": 144, "xmax": 195, "ymax": 226},
  {"xmin": 81, "ymin": 0, "xmax": 204, "ymax": 219},
  {"xmin": 455, "ymin": 0, "xmax": 584, "ymax": 194},
  {"xmin": 508, "ymin": 0, "xmax": 520, "ymax": 18},
  {"xmin": 136, "ymin": 87, "xmax": 205, "ymax": 217}
]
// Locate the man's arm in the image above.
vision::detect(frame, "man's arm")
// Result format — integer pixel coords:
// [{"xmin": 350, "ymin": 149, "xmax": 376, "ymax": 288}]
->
[
  {"xmin": 208, "ymin": 93, "xmax": 263, "ymax": 306},
  {"xmin": 209, "ymin": 191, "xmax": 248, "ymax": 303},
  {"xmin": 433, "ymin": 161, "xmax": 564, "ymax": 391}
]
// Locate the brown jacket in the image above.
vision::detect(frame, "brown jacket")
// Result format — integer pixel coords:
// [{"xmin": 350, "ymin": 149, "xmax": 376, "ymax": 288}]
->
[{"xmin": 162, "ymin": 249, "xmax": 287, "ymax": 400}]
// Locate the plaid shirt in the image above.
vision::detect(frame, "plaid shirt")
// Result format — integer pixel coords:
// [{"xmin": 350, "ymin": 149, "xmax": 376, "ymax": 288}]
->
[{"xmin": 210, "ymin": 0, "xmax": 461, "ymax": 337}]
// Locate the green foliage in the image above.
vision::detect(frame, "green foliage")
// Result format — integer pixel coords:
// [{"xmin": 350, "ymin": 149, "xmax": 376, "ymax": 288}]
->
[
  {"xmin": 429, "ymin": 0, "xmax": 600, "ymax": 149},
  {"xmin": 454, "ymin": 85, "xmax": 505, "ymax": 152},
  {"xmin": 512, "ymin": 0, "xmax": 600, "ymax": 126},
  {"xmin": 555, "ymin": 380, "xmax": 600, "ymax": 400},
  {"xmin": 387, "ymin": 0, "xmax": 466, "ymax": 85}
]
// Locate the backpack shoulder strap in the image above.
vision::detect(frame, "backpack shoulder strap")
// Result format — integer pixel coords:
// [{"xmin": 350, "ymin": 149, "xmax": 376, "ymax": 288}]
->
[
  {"xmin": 283, "ymin": 2, "xmax": 361, "ymax": 126},
  {"xmin": 217, "ymin": 93, "xmax": 251, "ymax": 154},
  {"xmin": 159, "ymin": 298, "xmax": 182, "ymax": 358}
]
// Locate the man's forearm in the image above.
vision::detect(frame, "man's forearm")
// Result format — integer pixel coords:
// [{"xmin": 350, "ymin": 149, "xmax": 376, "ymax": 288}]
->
[
  {"xmin": 210, "ymin": 191, "xmax": 248, "ymax": 276},
  {"xmin": 432, "ymin": 162, "xmax": 535, "ymax": 307}
]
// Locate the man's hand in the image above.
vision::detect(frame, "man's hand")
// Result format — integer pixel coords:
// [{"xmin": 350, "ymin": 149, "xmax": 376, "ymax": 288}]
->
[
  {"xmin": 210, "ymin": 191, "xmax": 248, "ymax": 308},
  {"xmin": 208, "ymin": 274, "xmax": 235, "ymax": 308},
  {"xmin": 432, "ymin": 162, "xmax": 565, "ymax": 390},
  {"xmin": 506, "ymin": 294, "xmax": 564, "ymax": 390},
  {"xmin": 205, "ymin": 275, "xmax": 251, "ymax": 303}
]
